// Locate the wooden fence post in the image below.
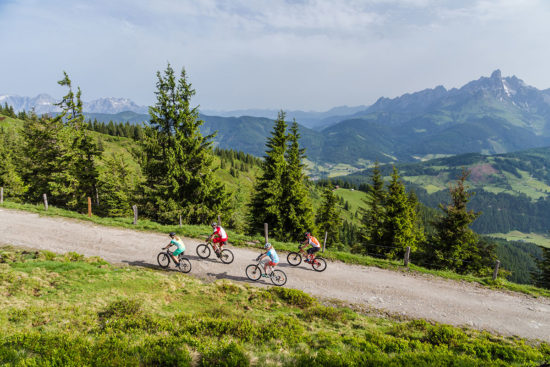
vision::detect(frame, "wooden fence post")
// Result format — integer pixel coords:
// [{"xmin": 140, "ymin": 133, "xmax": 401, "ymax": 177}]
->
[
  {"xmin": 264, "ymin": 223, "xmax": 268, "ymax": 244},
  {"xmin": 323, "ymin": 231, "xmax": 328, "ymax": 253},
  {"xmin": 132, "ymin": 205, "xmax": 138, "ymax": 225},
  {"xmin": 0, "ymin": 187, "xmax": 3, "ymax": 204},
  {"xmin": 404, "ymin": 246, "xmax": 411, "ymax": 267},
  {"xmin": 492, "ymin": 260, "xmax": 501, "ymax": 280},
  {"xmin": 87, "ymin": 197, "xmax": 92, "ymax": 217},
  {"xmin": 179, "ymin": 215, "xmax": 182, "ymax": 227},
  {"xmin": 43, "ymin": 194, "xmax": 48, "ymax": 210}
]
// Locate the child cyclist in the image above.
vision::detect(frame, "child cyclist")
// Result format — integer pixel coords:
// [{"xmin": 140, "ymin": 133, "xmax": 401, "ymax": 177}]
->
[
  {"xmin": 301, "ymin": 232, "xmax": 321, "ymax": 263},
  {"xmin": 208, "ymin": 222, "xmax": 228, "ymax": 254},
  {"xmin": 258, "ymin": 242, "xmax": 279, "ymax": 277},
  {"xmin": 163, "ymin": 232, "xmax": 186, "ymax": 267}
]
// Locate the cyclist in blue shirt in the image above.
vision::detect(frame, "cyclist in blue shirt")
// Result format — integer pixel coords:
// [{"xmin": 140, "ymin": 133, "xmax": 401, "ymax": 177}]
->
[
  {"xmin": 163, "ymin": 232, "xmax": 186, "ymax": 267},
  {"xmin": 258, "ymin": 242, "xmax": 279, "ymax": 277}
]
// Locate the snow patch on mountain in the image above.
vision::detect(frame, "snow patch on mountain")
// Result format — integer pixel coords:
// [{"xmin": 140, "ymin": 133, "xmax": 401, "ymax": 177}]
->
[{"xmin": 0, "ymin": 94, "xmax": 148, "ymax": 115}]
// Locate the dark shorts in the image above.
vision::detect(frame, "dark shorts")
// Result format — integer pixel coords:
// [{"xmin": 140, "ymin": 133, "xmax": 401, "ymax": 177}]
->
[{"xmin": 307, "ymin": 247, "xmax": 320, "ymax": 255}]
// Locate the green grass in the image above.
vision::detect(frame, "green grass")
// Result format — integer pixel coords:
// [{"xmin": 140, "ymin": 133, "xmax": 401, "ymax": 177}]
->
[
  {"xmin": 2, "ymin": 200, "xmax": 549, "ymax": 299},
  {"xmin": 488, "ymin": 231, "xmax": 550, "ymax": 249},
  {"xmin": 1, "ymin": 246, "xmax": 548, "ymax": 366}
]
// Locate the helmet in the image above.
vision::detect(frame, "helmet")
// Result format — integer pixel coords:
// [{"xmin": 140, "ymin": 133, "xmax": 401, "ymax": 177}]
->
[
  {"xmin": 211, "ymin": 222, "xmax": 217, "ymax": 227},
  {"xmin": 169, "ymin": 232, "xmax": 176, "ymax": 237},
  {"xmin": 264, "ymin": 243, "xmax": 272, "ymax": 249},
  {"xmin": 304, "ymin": 232, "xmax": 311, "ymax": 238}
]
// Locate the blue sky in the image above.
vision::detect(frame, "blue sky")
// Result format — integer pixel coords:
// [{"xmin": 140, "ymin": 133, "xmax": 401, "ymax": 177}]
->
[{"xmin": 1, "ymin": 0, "xmax": 549, "ymax": 111}]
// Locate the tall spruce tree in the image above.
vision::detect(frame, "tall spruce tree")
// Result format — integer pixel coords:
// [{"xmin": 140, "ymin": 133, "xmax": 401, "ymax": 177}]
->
[
  {"xmin": 20, "ymin": 111, "xmax": 78, "ymax": 207},
  {"xmin": 359, "ymin": 161, "xmax": 387, "ymax": 255},
  {"xmin": 249, "ymin": 111, "xmax": 288, "ymax": 234},
  {"xmin": 279, "ymin": 120, "xmax": 315, "ymax": 240},
  {"xmin": 141, "ymin": 63, "xmax": 230, "ymax": 224},
  {"xmin": 381, "ymin": 166, "xmax": 425, "ymax": 258},
  {"xmin": 316, "ymin": 183, "xmax": 341, "ymax": 248},
  {"xmin": 0, "ymin": 127, "xmax": 27, "ymax": 199},
  {"xmin": 429, "ymin": 169, "xmax": 494, "ymax": 273},
  {"xmin": 532, "ymin": 246, "xmax": 550, "ymax": 289},
  {"xmin": 55, "ymin": 72, "xmax": 101, "ymax": 208}
]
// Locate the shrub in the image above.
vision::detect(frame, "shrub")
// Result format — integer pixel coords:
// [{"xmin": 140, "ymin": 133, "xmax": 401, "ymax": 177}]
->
[
  {"xmin": 424, "ymin": 324, "xmax": 467, "ymax": 346},
  {"xmin": 138, "ymin": 337, "xmax": 192, "ymax": 367},
  {"xmin": 98, "ymin": 299, "xmax": 142, "ymax": 320},
  {"xmin": 269, "ymin": 287, "xmax": 317, "ymax": 308},
  {"xmin": 200, "ymin": 342, "xmax": 249, "ymax": 367},
  {"xmin": 64, "ymin": 251, "xmax": 85, "ymax": 262},
  {"xmin": 301, "ymin": 305, "xmax": 353, "ymax": 323}
]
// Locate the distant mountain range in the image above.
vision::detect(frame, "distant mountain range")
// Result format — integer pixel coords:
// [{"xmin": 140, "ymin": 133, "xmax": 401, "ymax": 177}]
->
[
  {"xmin": 0, "ymin": 94, "xmax": 149, "ymax": 115},
  {"xmin": 0, "ymin": 93, "xmax": 365, "ymax": 130},
  {"xmin": 200, "ymin": 105, "xmax": 369, "ymax": 130},
  {"xmin": 4, "ymin": 69, "xmax": 550, "ymax": 168}
]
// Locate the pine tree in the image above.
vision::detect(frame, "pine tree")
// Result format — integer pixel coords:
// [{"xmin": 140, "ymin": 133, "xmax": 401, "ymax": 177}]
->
[
  {"xmin": 359, "ymin": 161, "xmax": 386, "ymax": 256},
  {"xmin": 381, "ymin": 166, "xmax": 425, "ymax": 259},
  {"xmin": 55, "ymin": 72, "xmax": 100, "ymax": 209},
  {"xmin": 532, "ymin": 246, "xmax": 550, "ymax": 289},
  {"xmin": 429, "ymin": 169, "xmax": 494, "ymax": 273},
  {"xmin": 249, "ymin": 111, "xmax": 288, "ymax": 235},
  {"xmin": 20, "ymin": 111, "xmax": 77, "ymax": 206},
  {"xmin": 279, "ymin": 120, "xmax": 315, "ymax": 240},
  {"xmin": 141, "ymin": 63, "xmax": 231, "ymax": 224},
  {"xmin": 0, "ymin": 127, "xmax": 27, "ymax": 199},
  {"xmin": 316, "ymin": 184, "xmax": 342, "ymax": 248}
]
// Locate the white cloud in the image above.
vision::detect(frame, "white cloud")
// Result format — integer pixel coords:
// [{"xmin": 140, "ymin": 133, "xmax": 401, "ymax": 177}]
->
[{"xmin": 1, "ymin": 0, "xmax": 550, "ymax": 110}]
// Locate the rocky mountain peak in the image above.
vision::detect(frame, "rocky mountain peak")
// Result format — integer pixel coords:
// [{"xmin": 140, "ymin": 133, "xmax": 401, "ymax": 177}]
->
[{"xmin": 490, "ymin": 69, "xmax": 502, "ymax": 80}]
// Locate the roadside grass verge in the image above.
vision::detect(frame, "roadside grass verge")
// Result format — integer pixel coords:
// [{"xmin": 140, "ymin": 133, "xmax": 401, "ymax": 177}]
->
[
  {"xmin": 1, "ymin": 246, "xmax": 549, "ymax": 366},
  {"xmin": 1, "ymin": 200, "xmax": 550, "ymax": 299}
]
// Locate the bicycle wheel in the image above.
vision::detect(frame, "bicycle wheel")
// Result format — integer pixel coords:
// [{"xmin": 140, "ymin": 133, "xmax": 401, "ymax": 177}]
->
[
  {"xmin": 157, "ymin": 252, "xmax": 170, "ymax": 268},
  {"xmin": 196, "ymin": 244, "xmax": 211, "ymax": 259},
  {"xmin": 178, "ymin": 257, "xmax": 192, "ymax": 273},
  {"xmin": 219, "ymin": 249, "xmax": 234, "ymax": 264},
  {"xmin": 312, "ymin": 257, "xmax": 327, "ymax": 272},
  {"xmin": 287, "ymin": 252, "xmax": 302, "ymax": 266},
  {"xmin": 270, "ymin": 269, "xmax": 287, "ymax": 286},
  {"xmin": 245, "ymin": 264, "xmax": 261, "ymax": 281}
]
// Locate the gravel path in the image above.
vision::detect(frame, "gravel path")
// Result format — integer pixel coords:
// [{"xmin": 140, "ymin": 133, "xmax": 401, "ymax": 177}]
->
[{"xmin": 1, "ymin": 208, "xmax": 549, "ymax": 341}]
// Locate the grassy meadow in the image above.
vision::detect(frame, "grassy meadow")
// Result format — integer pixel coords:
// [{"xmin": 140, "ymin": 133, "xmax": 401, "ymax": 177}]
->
[
  {"xmin": 1, "ymin": 246, "xmax": 549, "ymax": 366},
  {"xmin": 488, "ymin": 231, "xmax": 550, "ymax": 249}
]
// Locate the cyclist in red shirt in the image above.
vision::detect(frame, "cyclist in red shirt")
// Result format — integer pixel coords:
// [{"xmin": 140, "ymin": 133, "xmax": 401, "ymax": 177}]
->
[
  {"xmin": 301, "ymin": 232, "xmax": 321, "ymax": 263},
  {"xmin": 209, "ymin": 222, "xmax": 228, "ymax": 254}
]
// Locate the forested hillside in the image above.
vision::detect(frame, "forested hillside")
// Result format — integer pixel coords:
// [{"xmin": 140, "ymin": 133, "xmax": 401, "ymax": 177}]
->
[{"xmin": 340, "ymin": 148, "xmax": 550, "ymax": 237}]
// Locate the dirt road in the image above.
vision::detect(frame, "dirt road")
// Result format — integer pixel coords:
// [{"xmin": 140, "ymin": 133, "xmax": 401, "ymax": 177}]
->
[{"xmin": 1, "ymin": 208, "xmax": 549, "ymax": 341}]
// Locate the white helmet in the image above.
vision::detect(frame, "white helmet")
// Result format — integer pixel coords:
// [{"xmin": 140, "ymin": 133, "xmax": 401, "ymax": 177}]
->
[{"xmin": 264, "ymin": 242, "xmax": 271, "ymax": 249}]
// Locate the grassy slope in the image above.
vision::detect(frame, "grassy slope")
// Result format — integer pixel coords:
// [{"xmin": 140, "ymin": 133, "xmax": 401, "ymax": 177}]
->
[
  {"xmin": 489, "ymin": 232, "xmax": 550, "ymax": 249},
  {"xmin": 1, "ymin": 247, "xmax": 548, "ymax": 366}
]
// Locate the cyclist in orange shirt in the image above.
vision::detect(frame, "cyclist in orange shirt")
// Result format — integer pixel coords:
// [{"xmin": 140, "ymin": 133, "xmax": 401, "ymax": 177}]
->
[{"xmin": 301, "ymin": 232, "xmax": 321, "ymax": 263}]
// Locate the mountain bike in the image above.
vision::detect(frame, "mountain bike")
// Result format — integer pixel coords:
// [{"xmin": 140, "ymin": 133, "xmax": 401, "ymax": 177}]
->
[
  {"xmin": 157, "ymin": 248, "xmax": 192, "ymax": 273},
  {"xmin": 245, "ymin": 256, "xmax": 287, "ymax": 286},
  {"xmin": 287, "ymin": 245, "xmax": 327, "ymax": 272},
  {"xmin": 196, "ymin": 238, "xmax": 235, "ymax": 264}
]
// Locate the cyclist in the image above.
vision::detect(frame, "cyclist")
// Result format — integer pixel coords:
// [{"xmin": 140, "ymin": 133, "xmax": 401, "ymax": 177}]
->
[
  {"xmin": 258, "ymin": 242, "xmax": 279, "ymax": 277},
  {"xmin": 301, "ymin": 232, "xmax": 321, "ymax": 263},
  {"xmin": 209, "ymin": 222, "xmax": 228, "ymax": 254},
  {"xmin": 163, "ymin": 232, "xmax": 186, "ymax": 267}
]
